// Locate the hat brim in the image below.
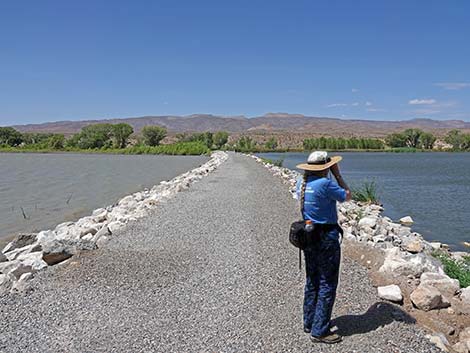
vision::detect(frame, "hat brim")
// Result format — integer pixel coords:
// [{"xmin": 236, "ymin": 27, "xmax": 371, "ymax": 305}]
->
[{"xmin": 296, "ymin": 156, "xmax": 342, "ymax": 171}]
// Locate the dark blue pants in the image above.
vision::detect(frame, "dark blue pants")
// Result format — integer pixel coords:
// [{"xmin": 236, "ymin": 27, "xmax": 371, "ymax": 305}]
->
[{"xmin": 303, "ymin": 228, "xmax": 341, "ymax": 337}]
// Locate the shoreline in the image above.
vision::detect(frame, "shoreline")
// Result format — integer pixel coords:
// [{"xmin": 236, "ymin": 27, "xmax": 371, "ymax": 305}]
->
[
  {"xmin": 0, "ymin": 151, "xmax": 228, "ymax": 294},
  {"xmin": 248, "ymin": 153, "xmax": 470, "ymax": 352}
]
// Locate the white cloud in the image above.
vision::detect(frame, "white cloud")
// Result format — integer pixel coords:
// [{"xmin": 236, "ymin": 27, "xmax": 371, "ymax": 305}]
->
[
  {"xmin": 365, "ymin": 101, "xmax": 372, "ymax": 106},
  {"xmin": 351, "ymin": 88, "xmax": 359, "ymax": 93},
  {"xmin": 434, "ymin": 82, "xmax": 470, "ymax": 90},
  {"xmin": 408, "ymin": 99, "xmax": 436, "ymax": 105},
  {"xmin": 352, "ymin": 102, "xmax": 359, "ymax": 106},
  {"xmin": 326, "ymin": 103, "xmax": 348, "ymax": 108},
  {"xmin": 367, "ymin": 108, "xmax": 386, "ymax": 112}
]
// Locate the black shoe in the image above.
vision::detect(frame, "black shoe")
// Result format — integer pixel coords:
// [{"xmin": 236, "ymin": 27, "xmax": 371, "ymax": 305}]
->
[
  {"xmin": 310, "ymin": 332, "xmax": 343, "ymax": 344},
  {"xmin": 303, "ymin": 327, "xmax": 311, "ymax": 334}
]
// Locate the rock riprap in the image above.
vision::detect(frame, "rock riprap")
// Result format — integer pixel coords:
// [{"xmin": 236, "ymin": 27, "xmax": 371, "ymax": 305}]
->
[{"xmin": 0, "ymin": 151, "xmax": 228, "ymax": 294}]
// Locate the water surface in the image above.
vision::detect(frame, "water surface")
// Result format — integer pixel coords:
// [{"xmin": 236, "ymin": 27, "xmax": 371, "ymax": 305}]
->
[
  {"xmin": 0, "ymin": 153, "xmax": 208, "ymax": 245},
  {"xmin": 258, "ymin": 152, "xmax": 470, "ymax": 251}
]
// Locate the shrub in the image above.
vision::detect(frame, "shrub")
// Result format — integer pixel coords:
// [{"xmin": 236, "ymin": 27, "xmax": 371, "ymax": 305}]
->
[
  {"xmin": 432, "ymin": 251, "xmax": 470, "ymax": 288},
  {"xmin": 351, "ymin": 180, "xmax": 379, "ymax": 203}
]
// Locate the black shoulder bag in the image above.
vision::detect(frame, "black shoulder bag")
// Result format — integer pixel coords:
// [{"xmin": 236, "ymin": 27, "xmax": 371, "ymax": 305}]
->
[{"xmin": 289, "ymin": 179, "xmax": 320, "ymax": 269}]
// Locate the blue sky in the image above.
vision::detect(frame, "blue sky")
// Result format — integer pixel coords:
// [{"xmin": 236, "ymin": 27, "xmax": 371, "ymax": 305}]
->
[{"xmin": 1, "ymin": 0, "xmax": 469, "ymax": 125}]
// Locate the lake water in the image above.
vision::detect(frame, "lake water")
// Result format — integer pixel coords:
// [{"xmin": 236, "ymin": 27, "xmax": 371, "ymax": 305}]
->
[
  {"xmin": 258, "ymin": 152, "xmax": 470, "ymax": 251},
  {"xmin": 0, "ymin": 153, "xmax": 208, "ymax": 246}
]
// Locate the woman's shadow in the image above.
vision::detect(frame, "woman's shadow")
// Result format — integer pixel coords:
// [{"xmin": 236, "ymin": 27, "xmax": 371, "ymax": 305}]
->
[{"xmin": 331, "ymin": 301, "xmax": 415, "ymax": 337}]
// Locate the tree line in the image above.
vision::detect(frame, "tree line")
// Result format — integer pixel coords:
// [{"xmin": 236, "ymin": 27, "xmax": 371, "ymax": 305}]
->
[
  {"xmin": 303, "ymin": 137, "xmax": 385, "ymax": 150},
  {"xmin": 0, "ymin": 124, "xmax": 232, "ymax": 153}
]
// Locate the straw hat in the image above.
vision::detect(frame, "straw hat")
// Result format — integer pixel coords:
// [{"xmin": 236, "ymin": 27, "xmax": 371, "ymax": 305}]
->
[{"xmin": 296, "ymin": 151, "xmax": 342, "ymax": 171}]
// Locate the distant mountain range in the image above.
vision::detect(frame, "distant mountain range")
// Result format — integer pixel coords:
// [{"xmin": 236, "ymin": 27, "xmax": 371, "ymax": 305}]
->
[{"xmin": 11, "ymin": 113, "xmax": 470, "ymax": 137}]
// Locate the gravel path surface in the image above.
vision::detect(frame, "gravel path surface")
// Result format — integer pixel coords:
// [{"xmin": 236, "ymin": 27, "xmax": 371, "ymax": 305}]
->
[{"xmin": 0, "ymin": 153, "xmax": 439, "ymax": 353}]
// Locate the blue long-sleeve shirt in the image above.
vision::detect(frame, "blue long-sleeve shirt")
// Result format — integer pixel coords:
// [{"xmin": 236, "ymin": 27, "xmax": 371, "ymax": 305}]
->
[{"xmin": 295, "ymin": 175, "xmax": 346, "ymax": 224}]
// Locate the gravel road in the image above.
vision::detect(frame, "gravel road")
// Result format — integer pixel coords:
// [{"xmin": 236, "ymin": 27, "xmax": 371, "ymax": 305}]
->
[{"xmin": 0, "ymin": 153, "xmax": 440, "ymax": 353}]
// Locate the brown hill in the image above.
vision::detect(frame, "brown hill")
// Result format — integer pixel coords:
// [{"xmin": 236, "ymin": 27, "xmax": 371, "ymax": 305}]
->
[{"xmin": 11, "ymin": 113, "xmax": 470, "ymax": 138}]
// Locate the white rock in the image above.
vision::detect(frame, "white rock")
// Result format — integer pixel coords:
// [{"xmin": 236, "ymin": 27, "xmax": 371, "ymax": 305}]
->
[
  {"xmin": 460, "ymin": 287, "xmax": 470, "ymax": 305},
  {"xmin": 452, "ymin": 341, "xmax": 469, "ymax": 353},
  {"xmin": 377, "ymin": 284, "xmax": 403, "ymax": 302},
  {"xmin": 399, "ymin": 216, "xmax": 414, "ymax": 225},
  {"xmin": 428, "ymin": 333, "xmax": 449, "ymax": 352},
  {"xmin": 404, "ymin": 240, "xmax": 424, "ymax": 254},
  {"xmin": 379, "ymin": 247, "xmax": 443, "ymax": 277},
  {"xmin": 0, "ymin": 252, "xmax": 6, "ymax": 263},
  {"xmin": 459, "ymin": 327, "xmax": 470, "ymax": 342},
  {"xmin": 420, "ymin": 272, "xmax": 460, "ymax": 299},
  {"xmin": 96, "ymin": 236, "xmax": 110, "ymax": 248},
  {"xmin": 411, "ymin": 284, "xmax": 450, "ymax": 311},
  {"xmin": 36, "ymin": 230, "xmax": 56, "ymax": 245},
  {"xmin": 358, "ymin": 217, "xmax": 377, "ymax": 229},
  {"xmin": 429, "ymin": 242, "xmax": 442, "ymax": 250},
  {"xmin": 108, "ymin": 221, "xmax": 125, "ymax": 234},
  {"xmin": 11, "ymin": 272, "xmax": 33, "ymax": 293},
  {"xmin": 92, "ymin": 226, "xmax": 111, "ymax": 243},
  {"xmin": 0, "ymin": 273, "xmax": 14, "ymax": 294}
]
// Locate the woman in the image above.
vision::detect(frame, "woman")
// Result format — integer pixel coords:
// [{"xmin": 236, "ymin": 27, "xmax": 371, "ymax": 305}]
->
[{"xmin": 296, "ymin": 151, "xmax": 351, "ymax": 344}]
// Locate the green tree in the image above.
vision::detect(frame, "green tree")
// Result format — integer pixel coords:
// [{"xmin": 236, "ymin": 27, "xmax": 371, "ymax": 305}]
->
[
  {"xmin": 265, "ymin": 137, "xmax": 278, "ymax": 150},
  {"xmin": 235, "ymin": 136, "xmax": 256, "ymax": 151},
  {"xmin": 418, "ymin": 132, "xmax": 436, "ymax": 149},
  {"xmin": 445, "ymin": 129, "xmax": 464, "ymax": 150},
  {"xmin": 21, "ymin": 132, "xmax": 53, "ymax": 145},
  {"xmin": 403, "ymin": 128, "xmax": 423, "ymax": 148},
  {"xmin": 0, "ymin": 127, "xmax": 23, "ymax": 146},
  {"xmin": 48, "ymin": 134, "xmax": 65, "ymax": 149},
  {"xmin": 77, "ymin": 123, "xmax": 114, "ymax": 149},
  {"xmin": 142, "ymin": 125, "xmax": 167, "ymax": 146},
  {"xmin": 112, "ymin": 123, "xmax": 134, "ymax": 148},
  {"xmin": 385, "ymin": 133, "xmax": 407, "ymax": 148},
  {"xmin": 213, "ymin": 131, "xmax": 229, "ymax": 149}
]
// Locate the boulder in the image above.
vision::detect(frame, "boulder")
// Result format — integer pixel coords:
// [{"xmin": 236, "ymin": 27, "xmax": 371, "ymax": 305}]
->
[
  {"xmin": 399, "ymin": 216, "xmax": 414, "ymax": 225},
  {"xmin": 461, "ymin": 287, "xmax": 470, "ymax": 305},
  {"xmin": 460, "ymin": 327, "xmax": 470, "ymax": 342},
  {"xmin": 420, "ymin": 272, "xmax": 460, "ymax": 299},
  {"xmin": 411, "ymin": 284, "xmax": 450, "ymax": 311},
  {"xmin": 92, "ymin": 226, "xmax": 111, "ymax": 243},
  {"xmin": 108, "ymin": 221, "xmax": 125, "ymax": 234},
  {"xmin": 2, "ymin": 252, "xmax": 47, "ymax": 279},
  {"xmin": 358, "ymin": 217, "xmax": 377, "ymax": 229},
  {"xmin": 452, "ymin": 341, "xmax": 469, "ymax": 353},
  {"xmin": 377, "ymin": 284, "xmax": 403, "ymax": 303},
  {"xmin": 96, "ymin": 235, "xmax": 110, "ymax": 249},
  {"xmin": 379, "ymin": 247, "xmax": 443, "ymax": 277},
  {"xmin": 0, "ymin": 273, "xmax": 14, "ymax": 294},
  {"xmin": 36, "ymin": 230, "xmax": 56, "ymax": 245},
  {"xmin": 404, "ymin": 240, "xmax": 424, "ymax": 254},
  {"xmin": 428, "ymin": 333, "xmax": 449, "ymax": 352},
  {"xmin": 2, "ymin": 233, "xmax": 37, "ymax": 253},
  {"xmin": 41, "ymin": 239, "xmax": 77, "ymax": 266},
  {"xmin": 429, "ymin": 242, "xmax": 442, "ymax": 250},
  {"xmin": 4, "ymin": 243, "xmax": 42, "ymax": 261},
  {"xmin": 11, "ymin": 272, "xmax": 33, "ymax": 293},
  {"xmin": 0, "ymin": 252, "xmax": 7, "ymax": 263}
]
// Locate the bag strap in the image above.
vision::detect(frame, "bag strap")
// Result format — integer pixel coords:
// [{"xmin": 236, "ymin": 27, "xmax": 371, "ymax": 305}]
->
[{"xmin": 298, "ymin": 178, "xmax": 307, "ymax": 271}]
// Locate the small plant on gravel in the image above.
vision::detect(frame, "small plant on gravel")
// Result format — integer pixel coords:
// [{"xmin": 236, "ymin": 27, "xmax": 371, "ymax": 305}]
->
[
  {"xmin": 432, "ymin": 250, "xmax": 470, "ymax": 288},
  {"xmin": 260, "ymin": 157, "xmax": 284, "ymax": 167},
  {"xmin": 351, "ymin": 180, "xmax": 379, "ymax": 204}
]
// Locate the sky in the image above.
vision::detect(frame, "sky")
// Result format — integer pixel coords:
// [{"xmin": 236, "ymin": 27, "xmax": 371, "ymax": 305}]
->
[{"xmin": 0, "ymin": 0, "xmax": 469, "ymax": 126}]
